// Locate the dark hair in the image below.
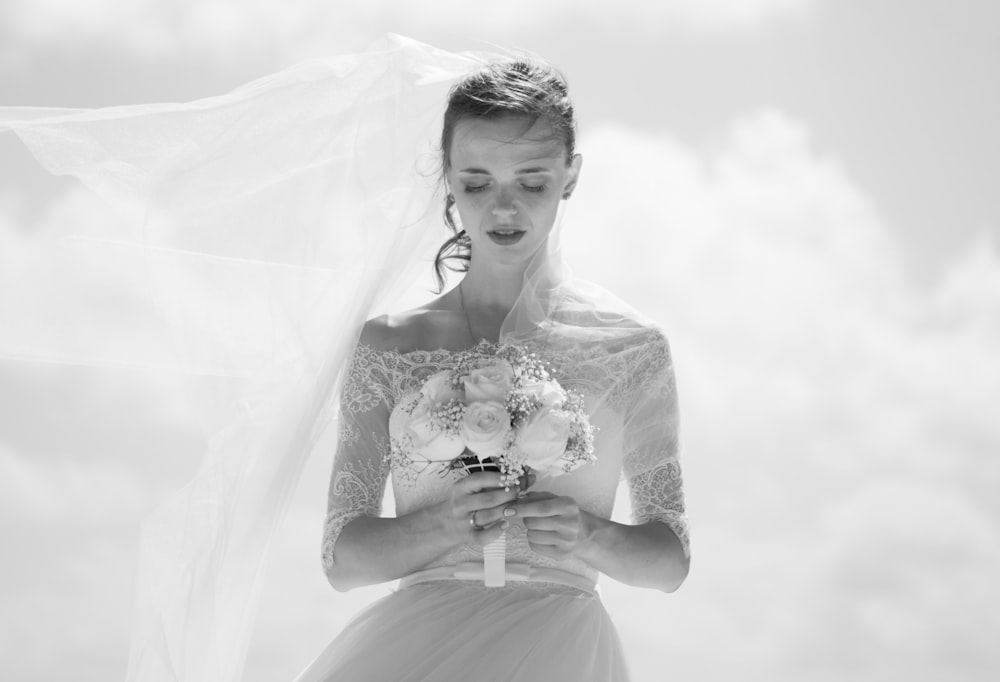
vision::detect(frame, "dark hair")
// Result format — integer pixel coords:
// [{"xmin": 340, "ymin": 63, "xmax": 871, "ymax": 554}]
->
[{"xmin": 433, "ymin": 58, "xmax": 577, "ymax": 292}]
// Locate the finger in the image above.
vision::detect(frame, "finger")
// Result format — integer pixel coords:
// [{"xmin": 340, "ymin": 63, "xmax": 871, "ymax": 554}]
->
[
  {"xmin": 466, "ymin": 487, "xmax": 520, "ymax": 512},
  {"xmin": 516, "ymin": 491, "xmax": 556, "ymax": 502},
  {"xmin": 470, "ymin": 519, "xmax": 509, "ymax": 546},
  {"xmin": 455, "ymin": 471, "xmax": 507, "ymax": 493},
  {"xmin": 526, "ymin": 529, "xmax": 567, "ymax": 550},
  {"xmin": 527, "ymin": 540, "xmax": 570, "ymax": 559},
  {"xmin": 511, "ymin": 490, "xmax": 554, "ymax": 507},
  {"xmin": 522, "ymin": 516, "xmax": 562, "ymax": 532},
  {"xmin": 512, "ymin": 496, "xmax": 567, "ymax": 519},
  {"xmin": 473, "ymin": 500, "xmax": 520, "ymax": 527}
]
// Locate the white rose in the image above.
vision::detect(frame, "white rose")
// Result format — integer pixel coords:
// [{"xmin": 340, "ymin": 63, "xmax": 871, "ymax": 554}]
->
[
  {"xmin": 398, "ymin": 371, "xmax": 466, "ymax": 462},
  {"xmin": 460, "ymin": 400, "xmax": 511, "ymax": 459},
  {"xmin": 463, "ymin": 360, "xmax": 514, "ymax": 404},
  {"xmin": 404, "ymin": 398, "xmax": 465, "ymax": 462},
  {"xmin": 421, "ymin": 370, "xmax": 464, "ymax": 404},
  {"xmin": 519, "ymin": 379, "xmax": 566, "ymax": 409},
  {"xmin": 515, "ymin": 407, "xmax": 572, "ymax": 472}
]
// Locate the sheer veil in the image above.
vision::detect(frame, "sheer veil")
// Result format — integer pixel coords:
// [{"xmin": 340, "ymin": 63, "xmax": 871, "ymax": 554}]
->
[
  {"xmin": 1, "ymin": 34, "xmax": 682, "ymax": 682},
  {"xmin": 1, "ymin": 36, "xmax": 491, "ymax": 682}
]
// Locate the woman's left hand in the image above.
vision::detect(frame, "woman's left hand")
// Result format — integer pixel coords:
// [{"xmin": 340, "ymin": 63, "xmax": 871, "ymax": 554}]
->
[{"xmin": 510, "ymin": 491, "xmax": 593, "ymax": 560}]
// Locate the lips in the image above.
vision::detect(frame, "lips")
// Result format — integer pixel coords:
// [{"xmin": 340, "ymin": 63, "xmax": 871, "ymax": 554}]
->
[{"xmin": 487, "ymin": 228, "xmax": 525, "ymax": 245}]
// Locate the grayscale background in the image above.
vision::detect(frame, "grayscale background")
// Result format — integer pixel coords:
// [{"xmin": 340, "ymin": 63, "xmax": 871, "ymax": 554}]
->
[{"xmin": 1, "ymin": 1, "xmax": 998, "ymax": 680}]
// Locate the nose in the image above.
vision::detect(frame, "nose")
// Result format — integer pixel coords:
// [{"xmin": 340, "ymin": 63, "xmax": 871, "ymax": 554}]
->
[{"xmin": 490, "ymin": 191, "xmax": 518, "ymax": 217}]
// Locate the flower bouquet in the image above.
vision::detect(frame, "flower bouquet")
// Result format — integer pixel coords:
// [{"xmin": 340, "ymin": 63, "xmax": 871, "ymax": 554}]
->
[{"xmin": 392, "ymin": 344, "xmax": 596, "ymax": 586}]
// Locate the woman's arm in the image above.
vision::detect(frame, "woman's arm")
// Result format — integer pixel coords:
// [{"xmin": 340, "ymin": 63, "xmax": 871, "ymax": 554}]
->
[
  {"xmin": 327, "ymin": 507, "xmax": 453, "ymax": 591},
  {"xmin": 326, "ymin": 473, "xmax": 520, "ymax": 591},
  {"xmin": 579, "ymin": 512, "xmax": 689, "ymax": 592},
  {"xmin": 324, "ymin": 320, "xmax": 527, "ymax": 591},
  {"xmin": 510, "ymin": 491, "xmax": 689, "ymax": 593},
  {"xmin": 513, "ymin": 327, "xmax": 690, "ymax": 592}
]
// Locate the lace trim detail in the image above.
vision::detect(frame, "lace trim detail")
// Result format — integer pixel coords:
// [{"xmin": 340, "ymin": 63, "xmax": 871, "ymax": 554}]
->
[
  {"xmin": 322, "ymin": 449, "xmax": 390, "ymax": 571},
  {"xmin": 341, "ymin": 330, "xmax": 670, "ymax": 416},
  {"xmin": 340, "ymin": 344, "xmax": 396, "ymax": 414},
  {"xmin": 629, "ymin": 460, "xmax": 690, "ymax": 559},
  {"xmin": 322, "ymin": 335, "xmax": 687, "ymax": 575}
]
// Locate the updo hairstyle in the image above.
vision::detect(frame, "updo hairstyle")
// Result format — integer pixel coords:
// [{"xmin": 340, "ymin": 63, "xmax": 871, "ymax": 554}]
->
[{"xmin": 433, "ymin": 58, "xmax": 577, "ymax": 291}]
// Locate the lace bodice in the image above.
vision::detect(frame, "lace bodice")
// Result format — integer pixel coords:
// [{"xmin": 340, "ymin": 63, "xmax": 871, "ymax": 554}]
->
[{"xmin": 321, "ymin": 333, "xmax": 689, "ymax": 585}]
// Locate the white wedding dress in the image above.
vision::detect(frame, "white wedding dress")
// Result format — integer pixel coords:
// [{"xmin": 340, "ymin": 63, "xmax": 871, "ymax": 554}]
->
[{"xmin": 295, "ymin": 332, "xmax": 689, "ymax": 682}]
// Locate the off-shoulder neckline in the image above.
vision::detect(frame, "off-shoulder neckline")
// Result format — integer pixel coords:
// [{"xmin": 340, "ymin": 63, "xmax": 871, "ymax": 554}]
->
[
  {"xmin": 352, "ymin": 339, "xmax": 504, "ymax": 358},
  {"xmin": 351, "ymin": 329, "xmax": 666, "ymax": 359}
]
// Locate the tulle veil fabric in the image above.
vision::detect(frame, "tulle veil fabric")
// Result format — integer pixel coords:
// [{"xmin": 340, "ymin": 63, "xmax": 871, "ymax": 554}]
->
[
  {"xmin": 1, "ymin": 35, "xmax": 489, "ymax": 681},
  {"xmin": 1, "ymin": 34, "xmax": 678, "ymax": 682}
]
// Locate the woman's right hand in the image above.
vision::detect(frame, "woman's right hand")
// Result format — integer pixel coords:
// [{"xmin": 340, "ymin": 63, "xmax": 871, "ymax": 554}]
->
[{"xmin": 439, "ymin": 471, "xmax": 533, "ymax": 546}]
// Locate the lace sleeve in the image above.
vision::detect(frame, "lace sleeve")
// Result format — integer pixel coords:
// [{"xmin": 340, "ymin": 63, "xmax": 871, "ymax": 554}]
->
[
  {"xmin": 321, "ymin": 345, "xmax": 393, "ymax": 572},
  {"xmin": 622, "ymin": 330, "xmax": 690, "ymax": 559}
]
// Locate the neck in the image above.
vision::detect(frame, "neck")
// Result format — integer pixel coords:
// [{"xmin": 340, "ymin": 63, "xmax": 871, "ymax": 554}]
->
[
  {"xmin": 456, "ymin": 261, "xmax": 528, "ymax": 313},
  {"xmin": 452, "ymin": 259, "xmax": 531, "ymax": 345}
]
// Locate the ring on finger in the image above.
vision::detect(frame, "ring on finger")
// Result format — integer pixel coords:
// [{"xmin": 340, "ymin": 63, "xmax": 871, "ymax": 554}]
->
[{"xmin": 469, "ymin": 510, "xmax": 486, "ymax": 531}]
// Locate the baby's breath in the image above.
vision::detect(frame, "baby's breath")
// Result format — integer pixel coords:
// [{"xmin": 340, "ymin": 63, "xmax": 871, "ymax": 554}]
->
[
  {"xmin": 428, "ymin": 397, "xmax": 466, "ymax": 435},
  {"xmin": 415, "ymin": 342, "xmax": 596, "ymax": 483}
]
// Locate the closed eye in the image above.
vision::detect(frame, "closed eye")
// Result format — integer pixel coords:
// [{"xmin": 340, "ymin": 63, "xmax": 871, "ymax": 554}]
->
[{"xmin": 463, "ymin": 183, "xmax": 547, "ymax": 194}]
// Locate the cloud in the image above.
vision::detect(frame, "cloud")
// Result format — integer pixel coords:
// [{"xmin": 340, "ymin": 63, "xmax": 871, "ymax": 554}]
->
[
  {"xmin": 0, "ymin": 0, "xmax": 814, "ymax": 61},
  {"xmin": 0, "ymin": 443, "xmax": 148, "ymax": 527},
  {"xmin": 0, "ymin": 442, "xmax": 143, "ymax": 678},
  {"xmin": 788, "ymin": 482, "xmax": 1000, "ymax": 672},
  {"xmin": 2, "ymin": 105, "xmax": 998, "ymax": 681},
  {"xmin": 0, "ymin": 189, "xmax": 175, "ymax": 369},
  {"xmin": 563, "ymin": 110, "xmax": 1000, "ymax": 677}
]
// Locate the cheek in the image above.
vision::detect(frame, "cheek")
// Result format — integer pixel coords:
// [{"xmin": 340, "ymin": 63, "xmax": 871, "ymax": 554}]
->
[
  {"xmin": 525, "ymin": 195, "xmax": 561, "ymax": 223},
  {"xmin": 453, "ymin": 197, "xmax": 486, "ymax": 228},
  {"xmin": 460, "ymin": 194, "xmax": 491, "ymax": 211},
  {"xmin": 520, "ymin": 193, "xmax": 554, "ymax": 210}
]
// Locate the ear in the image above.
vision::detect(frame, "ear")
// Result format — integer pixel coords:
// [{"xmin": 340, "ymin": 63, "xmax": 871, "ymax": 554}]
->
[{"xmin": 562, "ymin": 153, "xmax": 583, "ymax": 199}]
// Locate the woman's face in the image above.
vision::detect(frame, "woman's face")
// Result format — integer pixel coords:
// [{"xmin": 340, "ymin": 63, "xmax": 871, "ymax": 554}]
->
[{"xmin": 446, "ymin": 115, "xmax": 581, "ymax": 268}]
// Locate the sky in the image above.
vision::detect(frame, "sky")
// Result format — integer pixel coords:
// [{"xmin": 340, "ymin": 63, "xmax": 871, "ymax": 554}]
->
[{"xmin": 1, "ymin": 1, "xmax": 999, "ymax": 681}]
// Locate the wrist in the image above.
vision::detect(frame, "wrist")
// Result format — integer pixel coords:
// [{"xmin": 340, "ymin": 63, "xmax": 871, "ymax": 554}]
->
[
  {"xmin": 576, "ymin": 510, "xmax": 611, "ymax": 564},
  {"xmin": 418, "ymin": 500, "xmax": 461, "ymax": 547}
]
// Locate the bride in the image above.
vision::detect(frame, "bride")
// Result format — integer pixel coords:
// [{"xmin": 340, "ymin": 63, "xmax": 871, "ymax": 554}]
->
[
  {"xmin": 0, "ymin": 36, "xmax": 688, "ymax": 682},
  {"xmin": 297, "ymin": 57, "xmax": 689, "ymax": 681}
]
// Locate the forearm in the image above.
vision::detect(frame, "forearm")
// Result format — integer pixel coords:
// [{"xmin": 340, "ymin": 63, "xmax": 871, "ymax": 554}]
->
[
  {"xmin": 326, "ymin": 505, "xmax": 454, "ymax": 591},
  {"xmin": 577, "ymin": 513, "xmax": 689, "ymax": 593}
]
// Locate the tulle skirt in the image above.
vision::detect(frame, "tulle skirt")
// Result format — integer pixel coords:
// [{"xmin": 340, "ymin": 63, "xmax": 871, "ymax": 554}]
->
[{"xmin": 294, "ymin": 580, "xmax": 630, "ymax": 681}]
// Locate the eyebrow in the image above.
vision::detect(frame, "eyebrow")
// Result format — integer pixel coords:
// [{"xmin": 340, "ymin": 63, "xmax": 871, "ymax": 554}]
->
[{"xmin": 457, "ymin": 167, "xmax": 554, "ymax": 175}]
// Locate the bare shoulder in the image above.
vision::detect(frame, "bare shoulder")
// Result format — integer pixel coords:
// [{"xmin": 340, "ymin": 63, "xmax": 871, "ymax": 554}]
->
[
  {"xmin": 357, "ymin": 315, "xmax": 400, "ymax": 352},
  {"xmin": 357, "ymin": 297, "xmax": 461, "ymax": 353},
  {"xmin": 357, "ymin": 313, "xmax": 423, "ymax": 352}
]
